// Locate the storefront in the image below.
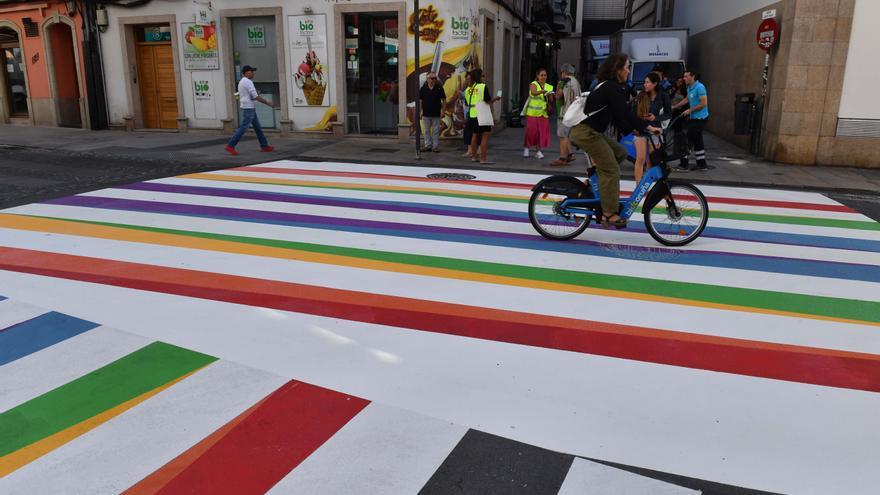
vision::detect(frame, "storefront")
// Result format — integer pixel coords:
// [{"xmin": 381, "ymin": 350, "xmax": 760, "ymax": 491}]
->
[
  {"xmin": 0, "ymin": 1, "xmax": 88, "ymax": 127},
  {"xmin": 99, "ymin": 0, "xmax": 524, "ymax": 141}
]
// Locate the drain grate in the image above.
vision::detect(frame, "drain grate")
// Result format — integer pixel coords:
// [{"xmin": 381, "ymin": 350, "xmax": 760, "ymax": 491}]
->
[
  {"xmin": 427, "ymin": 173, "xmax": 476, "ymax": 181},
  {"xmin": 366, "ymin": 148, "xmax": 400, "ymax": 153}
]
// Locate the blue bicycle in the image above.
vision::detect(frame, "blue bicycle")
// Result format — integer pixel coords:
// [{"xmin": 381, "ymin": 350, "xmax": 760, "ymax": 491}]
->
[{"xmin": 528, "ymin": 121, "xmax": 709, "ymax": 246}]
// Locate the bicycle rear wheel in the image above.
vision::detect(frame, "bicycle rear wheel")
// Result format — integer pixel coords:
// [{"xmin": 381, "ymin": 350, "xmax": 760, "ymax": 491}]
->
[
  {"xmin": 643, "ymin": 181, "xmax": 708, "ymax": 246},
  {"xmin": 528, "ymin": 190, "xmax": 591, "ymax": 240}
]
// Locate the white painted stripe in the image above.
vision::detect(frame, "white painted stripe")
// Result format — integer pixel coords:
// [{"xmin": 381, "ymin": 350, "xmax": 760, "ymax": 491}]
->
[
  {"xmin": 0, "ymin": 326, "xmax": 150, "ymax": 411},
  {"xmin": 0, "ymin": 298, "xmax": 49, "ymax": 331},
  {"xmin": 0, "ymin": 360, "xmax": 287, "ymax": 495},
  {"xmin": 1, "ymin": 275, "xmax": 876, "ymax": 495},
  {"xmin": 558, "ymin": 458, "xmax": 699, "ymax": 495},
  {"xmin": 0, "ymin": 230, "xmax": 877, "ymax": 357},
  {"xmin": 268, "ymin": 403, "xmax": 466, "ymax": 495}
]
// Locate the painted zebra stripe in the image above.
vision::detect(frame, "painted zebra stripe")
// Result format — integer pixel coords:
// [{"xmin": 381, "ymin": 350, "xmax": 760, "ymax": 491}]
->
[
  {"xmin": 0, "ymin": 299, "xmax": 51, "ymax": 334},
  {"xmin": 3, "ymin": 215, "xmax": 875, "ymax": 323},
  {"xmin": 418, "ymin": 429, "xmax": 574, "ymax": 495},
  {"xmin": 0, "ymin": 342, "xmax": 216, "ymax": 475},
  {"xmin": 139, "ymin": 380, "xmax": 369, "ymax": 495},
  {"xmin": 2, "ymin": 247, "xmax": 879, "ymax": 392},
  {"xmin": 24, "ymin": 196, "xmax": 880, "ymax": 285},
  {"xmin": 111, "ymin": 181, "xmax": 880, "ymax": 253},
  {"xmin": 557, "ymin": 458, "xmax": 699, "ymax": 495},
  {"xmin": 0, "ymin": 361, "xmax": 285, "ymax": 495},
  {"xmin": 0, "ymin": 312, "xmax": 100, "ymax": 366},
  {"xmin": 0, "ymin": 326, "xmax": 150, "ymax": 412},
  {"xmin": 267, "ymin": 403, "xmax": 467, "ymax": 495}
]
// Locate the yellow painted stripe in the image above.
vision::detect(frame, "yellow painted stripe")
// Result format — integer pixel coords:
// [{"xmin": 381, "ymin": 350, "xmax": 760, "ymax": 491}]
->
[
  {"xmin": 179, "ymin": 173, "xmax": 527, "ymax": 201},
  {"xmin": 0, "ymin": 367, "xmax": 207, "ymax": 477},
  {"xmin": 0, "ymin": 213, "xmax": 875, "ymax": 329}
]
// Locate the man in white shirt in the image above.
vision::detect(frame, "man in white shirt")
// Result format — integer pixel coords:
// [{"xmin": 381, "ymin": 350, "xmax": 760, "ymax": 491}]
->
[{"xmin": 225, "ymin": 65, "xmax": 274, "ymax": 155}]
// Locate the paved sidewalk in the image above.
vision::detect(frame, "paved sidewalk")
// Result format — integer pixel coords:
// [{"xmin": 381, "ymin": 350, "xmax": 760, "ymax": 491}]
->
[{"xmin": 1, "ymin": 123, "xmax": 879, "ymax": 195}]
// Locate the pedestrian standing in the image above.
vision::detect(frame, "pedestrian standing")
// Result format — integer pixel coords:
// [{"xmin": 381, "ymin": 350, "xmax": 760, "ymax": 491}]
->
[
  {"xmin": 550, "ymin": 64, "xmax": 581, "ymax": 166},
  {"xmin": 673, "ymin": 69, "xmax": 709, "ymax": 171},
  {"xmin": 460, "ymin": 72, "xmax": 474, "ymax": 154},
  {"xmin": 225, "ymin": 65, "xmax": 274, "ymax": 155},
  {"xmin": 523, "ymin": 68, "xmax": 554, "ymax": 159},
  {"xmin": 671, "ymin": 77, "xmax": 689, "ymax": 163},
  {"xmin": 419, "ymin": 71, "xmax": 446, "ymax": 153},
  {"xmin": 632, "ymin": 72, "xmax": 671, "ymax": 182},
  {"xmin": 651, "ymin": 64, "xmax": 674, "ymax": 97},
  {"xmin": 465, "ymin": 69, "xmax": 501, "ymax": 164}
]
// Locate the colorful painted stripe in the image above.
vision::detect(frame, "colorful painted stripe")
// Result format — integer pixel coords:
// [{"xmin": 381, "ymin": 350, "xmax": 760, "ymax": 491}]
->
[
  {"xmin": 2, "ymin": 247, "xmax": 880, "ymax": 393},
  {"xmin": 1, "ymin": 215, "xmax": 876, "ymax": 324},
  {"xmin": 116, "ymin": 181, "xmax": 880, "ymax": 252},
  {"xmin": 235, "ymin": 165, "xmax": 857, "ymax": 213},
  {"xmin": 28, "ymin": 194, "xmax": 880, "ymax": 283},
  {"xmin": 126, "ymin": 380, "xmax": 369, "ymax": 494},
  {"xmin": 181, "ymin": 172, "xmax": 880, "ymax": 231},
  {"xmin": 0, "ymin": 342, "xmax": 216, "ymax": 476},
  {"xmin": 0, "ymin": 312, "xmax": 100, "ymax": 366}
]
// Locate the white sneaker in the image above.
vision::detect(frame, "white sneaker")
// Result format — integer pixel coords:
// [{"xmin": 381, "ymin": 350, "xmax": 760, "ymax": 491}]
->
[
  {"xmin": 536, "ymin": 150, "xmax": 544, "ymax": 159},
  {"xmin": 522, "ymin": 148, "xmax": 529, "ymax": 158}
]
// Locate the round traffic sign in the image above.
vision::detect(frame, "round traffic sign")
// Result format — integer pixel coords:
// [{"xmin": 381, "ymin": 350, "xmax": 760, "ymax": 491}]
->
[{"xmin": 757, "ymin": 18, "xmax": 780, "ymax": 51}]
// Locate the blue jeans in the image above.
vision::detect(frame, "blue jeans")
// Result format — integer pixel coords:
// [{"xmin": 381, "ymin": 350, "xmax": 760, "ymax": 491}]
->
[{"xmin": 228, "ymin": 108, "xmax": 268, "ymax": 148}]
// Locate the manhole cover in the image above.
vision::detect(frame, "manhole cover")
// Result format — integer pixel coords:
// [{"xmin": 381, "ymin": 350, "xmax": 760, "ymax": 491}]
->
[
  {"xmin": 427, "ymin": 173, "xmax": 477, "ymax": 181},
  {"xmin": 366, "ymin": 147, "xmax": 399, "ymax": 153},
  {"xmin": 0, "ymin": 144, "xmax": 27, "ymax": 150}
]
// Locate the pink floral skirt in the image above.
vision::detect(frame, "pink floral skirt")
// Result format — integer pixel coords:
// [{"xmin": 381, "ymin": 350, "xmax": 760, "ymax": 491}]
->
[{"xmin": 523, "ymin": 116, "xmax": 550, "ymax": 148}]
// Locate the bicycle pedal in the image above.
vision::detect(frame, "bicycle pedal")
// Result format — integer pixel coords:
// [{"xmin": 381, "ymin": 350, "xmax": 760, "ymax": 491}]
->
[{"xmin": 541, "ymin": 193, "xmax": 549, "ymax": 200}]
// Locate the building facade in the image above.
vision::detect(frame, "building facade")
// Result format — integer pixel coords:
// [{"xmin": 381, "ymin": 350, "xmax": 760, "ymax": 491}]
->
[
  {"xmin": 0, "ymin": 0, "xmax": 91, "ymax": 128},
  {"xmin": 674, "ymin": 0, "xmax": 878, "ymax": 167},
  {"xmin": 96, "ymin": 0, "xmax": 526, "ymax": 142}
]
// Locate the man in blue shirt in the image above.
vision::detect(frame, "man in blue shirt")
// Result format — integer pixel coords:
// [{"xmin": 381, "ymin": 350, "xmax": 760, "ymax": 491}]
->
[{"xmin": 672, "ymin": 69, "xmax": 709, "ymax": 171}]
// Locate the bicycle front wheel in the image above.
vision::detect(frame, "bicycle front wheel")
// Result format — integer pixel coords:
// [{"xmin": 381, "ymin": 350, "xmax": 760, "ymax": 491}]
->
[
  {"xmin": 643, "ymin": 181, "xmax": 708, "ymax": 246},
  {"xmin": 528, "ymin": 190, "xmax": 591, "ymax": 240}
]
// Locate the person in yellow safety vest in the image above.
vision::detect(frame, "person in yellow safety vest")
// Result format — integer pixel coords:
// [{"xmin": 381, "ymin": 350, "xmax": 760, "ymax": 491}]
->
[
  {"xmin": 523, "ymin": 68, "xmax": 554, "ymax": 159},
  {"xmin": 464, "ymin": 68, "xmax": 502, "ymax": 164}
]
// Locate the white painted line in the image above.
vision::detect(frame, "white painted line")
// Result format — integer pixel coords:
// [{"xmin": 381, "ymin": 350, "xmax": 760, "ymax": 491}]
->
[{"xmin": 558, "ymin": 458, "xmax": 700, "ymax": 495}]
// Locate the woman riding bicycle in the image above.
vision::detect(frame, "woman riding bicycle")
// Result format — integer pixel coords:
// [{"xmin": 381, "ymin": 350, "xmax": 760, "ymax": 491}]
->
[{"xmin": 569, "ymin": 53, "xmax": 660, "ymax": 228}]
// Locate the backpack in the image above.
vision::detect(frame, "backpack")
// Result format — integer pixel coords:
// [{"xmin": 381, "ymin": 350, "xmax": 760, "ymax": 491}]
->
[{"xmin": 561, "ymin": 81, "xmax": 607, "ymax": 128}]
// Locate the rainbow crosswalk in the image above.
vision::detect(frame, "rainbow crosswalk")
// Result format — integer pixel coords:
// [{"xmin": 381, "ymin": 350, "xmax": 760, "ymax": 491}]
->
[{"xmin": 1, "ymin": 160, "xmax": 879, "ymax": 494}]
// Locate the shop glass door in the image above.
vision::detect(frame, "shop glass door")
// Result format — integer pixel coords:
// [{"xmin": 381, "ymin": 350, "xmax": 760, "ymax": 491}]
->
[
  {"xmin": 231, "ymin": 16, "xmax": 280, "ymax": 128},
  {"xmin": 2, "ymin": 43, "xmax": 28, "ymax": 116},
  {"xmin": 343, "ymin": 13, "xmax": 399, "ymax": 134}
]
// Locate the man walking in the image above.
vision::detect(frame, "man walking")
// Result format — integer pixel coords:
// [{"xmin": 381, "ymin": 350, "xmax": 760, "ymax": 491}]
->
[
  {"xmin": 673, "ymin": 69, "xmax": 709, "ymax": 171},
  {"xmin": 419, "ymin": 71, "xmax": 446, "ymax": 152},
  {"xmin": 551, "ymin": 63, "xmax": 581, "ymax": 166},
  {"xmin": 225, "ymin": 65, "xmax": 274, "ymax": 155}
]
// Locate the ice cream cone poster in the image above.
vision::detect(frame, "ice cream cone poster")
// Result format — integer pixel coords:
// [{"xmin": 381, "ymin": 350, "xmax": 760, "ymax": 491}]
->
[
  {"xmin": 290, "ymin": 14, "xmax": 329, "ymax": 107},
  {"xmin": 181, "ymin": 22, "xmax": 219, "ymax": 70}
]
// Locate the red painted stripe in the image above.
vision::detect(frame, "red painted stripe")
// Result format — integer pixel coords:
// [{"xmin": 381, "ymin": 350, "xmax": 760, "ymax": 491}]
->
[
  {"xmin": 232, "ymin": 166, "xmax": 855, "ymax": 212},
  {"xmin": 148, "ymin": 380, "xmax": 368, "ymax": 495},
  {"xmin": 2, "ymin": 247, "xmax": 879, "ymax": 393}
]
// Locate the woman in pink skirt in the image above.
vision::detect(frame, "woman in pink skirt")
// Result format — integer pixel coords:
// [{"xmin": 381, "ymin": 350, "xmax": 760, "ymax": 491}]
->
[{"xmin": 523, "ymin": 68, "xmax": 554, "ymax": 159}]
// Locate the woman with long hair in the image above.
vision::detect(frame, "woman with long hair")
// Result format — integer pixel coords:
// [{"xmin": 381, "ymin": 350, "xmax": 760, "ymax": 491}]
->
[
  {"xmin": 568, "ymin": 54, "xmax": 660, "ymax": 228},
  {"xmin": 523, "ymin": 68, "xmax": 554, "ymax": 159},
  {"xmin": 632, "ymin": 72, "xmax": 671, "ymax": 183},
  {"xmin": 464, "ymin": 69, "xmax": 501, "ymax": 164}
]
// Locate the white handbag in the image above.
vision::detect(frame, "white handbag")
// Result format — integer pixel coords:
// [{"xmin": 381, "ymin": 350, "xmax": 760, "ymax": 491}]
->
[
  {"xmin": 476, "ymin": 101, "xmax": 494, "ymax": 127},
  {"xmin": 562, "ymin": 82, "xmax": 606, "ymax": 128}
]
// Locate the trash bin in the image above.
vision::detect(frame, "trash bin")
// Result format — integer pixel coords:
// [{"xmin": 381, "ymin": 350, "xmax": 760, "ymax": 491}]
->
[{"xmin": 734, "ymin": 93, "xmax": 755, "ymax": 135}]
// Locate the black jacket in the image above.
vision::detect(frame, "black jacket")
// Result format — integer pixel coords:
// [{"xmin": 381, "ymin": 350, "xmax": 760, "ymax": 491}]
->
[{"xmin": 584, "ymin": 80, "xmax": 650, "ymax": 135}]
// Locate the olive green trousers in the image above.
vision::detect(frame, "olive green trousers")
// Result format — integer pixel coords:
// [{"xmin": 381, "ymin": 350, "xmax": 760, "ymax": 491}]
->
[{"xmin": 569, "ymin": 123, "xmax": 628, "ymax": 215}]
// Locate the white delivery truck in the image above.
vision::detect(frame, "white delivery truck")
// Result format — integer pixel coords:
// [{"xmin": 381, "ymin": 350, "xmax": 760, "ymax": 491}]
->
[{"xmin": 609, "ymin": 28, "xmax": 689, "ymax": 91}]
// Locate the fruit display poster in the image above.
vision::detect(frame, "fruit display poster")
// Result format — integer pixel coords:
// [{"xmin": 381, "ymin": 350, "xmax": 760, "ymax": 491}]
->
[
  {"xmin": 290, "ymin": 14, "xmax": 329, "ymax": 107},
  {"xmin": 181, "ymin": 23, "xmax": 219, "ymax": 70}
]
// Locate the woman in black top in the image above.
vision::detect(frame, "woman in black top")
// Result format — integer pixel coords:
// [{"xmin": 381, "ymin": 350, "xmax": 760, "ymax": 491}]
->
[
  {"xmin": 569, "ymin": 54, "xmax": 661, "ymax": 228},
  {"xmin": 632, "ymin": 72, "xmax": 672, "ymax": 183}
]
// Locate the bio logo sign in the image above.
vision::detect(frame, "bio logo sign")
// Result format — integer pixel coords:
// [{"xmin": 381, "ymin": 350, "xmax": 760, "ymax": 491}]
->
[
  {"xmin": 193, "ymin": 80, "xmax": 212, "ymax": 100},
  {"xmin": 451, "ymin": 16, "xmax": 469, "ymax": 40},
  {"xmin": 299, "ymin": 19, "xmax": 315, "ymax": 35},
  {"xmin": 247, "ymin": 25, "xmax": 266, "ymax": 47}
]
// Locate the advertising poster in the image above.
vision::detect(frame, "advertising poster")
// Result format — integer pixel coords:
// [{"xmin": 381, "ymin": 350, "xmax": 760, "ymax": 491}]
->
[
  {"xmin": 290, "ymin": 14, "xmax": 329, "ymax": 107},
  {"xmin": 181, "ymin": 23, "xmax": 219, "ymax": 70}
]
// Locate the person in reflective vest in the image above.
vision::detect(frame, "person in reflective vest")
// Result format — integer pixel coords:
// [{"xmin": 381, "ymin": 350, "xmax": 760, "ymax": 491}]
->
[
  {"xmin": 523, "ymin": 68, "xmax": 554, "ymax": 159},
  {"xmin": 464, "ymin": 69, "xmax": 501, "ymax": 164}
]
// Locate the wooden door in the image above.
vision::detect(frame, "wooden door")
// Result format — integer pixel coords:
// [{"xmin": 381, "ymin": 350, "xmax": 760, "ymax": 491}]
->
[{"xmin": 135, "ymin": 42, "xmax": 177, "ymax": 129}]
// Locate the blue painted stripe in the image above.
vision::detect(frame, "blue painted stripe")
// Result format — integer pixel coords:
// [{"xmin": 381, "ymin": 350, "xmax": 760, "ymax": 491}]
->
[
  {"xmin": 0, "ymin": 296, "xmax": 6, "ymax": 302},
  {"xmin": 36, "ymin": 196, "xmax": 880, "ymax": 284},
  {"xmin": 0, "ymin": 312, "xmax": 100, "ymax": 366},
  {"xmin": 116, "ymin": 182, "xmax": 880, "ymax": 254}
]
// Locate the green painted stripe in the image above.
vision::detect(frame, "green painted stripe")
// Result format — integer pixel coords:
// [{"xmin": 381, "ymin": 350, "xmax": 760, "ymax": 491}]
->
[
  {"xmin": 42, "ymin": 216, "xmax": 880, "ymax": 325},
  {"xmin": 0, "ymin": 342, "xmax": 216, "ymax": 456},
  {"xmin": 200, "ymin": 176, "xmax": 880, "ymax": 232}
]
